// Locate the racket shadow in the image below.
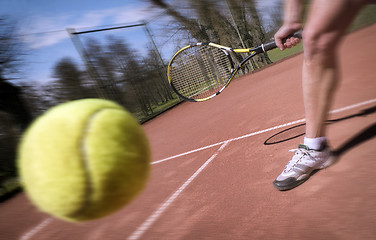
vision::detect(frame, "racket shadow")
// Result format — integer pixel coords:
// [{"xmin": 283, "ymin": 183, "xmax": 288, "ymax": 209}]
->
[{"xmin": 263, "ymin": 105, "xmax": 376, "ymax": 147}]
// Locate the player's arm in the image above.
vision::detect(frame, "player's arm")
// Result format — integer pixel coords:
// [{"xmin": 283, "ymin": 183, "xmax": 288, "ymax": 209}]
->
[{"xmin": 275, "ymin": 0, "xmax": 304, "ymax": 50}]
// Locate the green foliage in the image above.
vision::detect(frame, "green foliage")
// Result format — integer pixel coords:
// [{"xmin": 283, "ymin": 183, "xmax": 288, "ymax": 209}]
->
[
  {"xmin": 348, "ymin": 5, "xmax": 376, "ymax": 31},
  {"xmin": 267, "ymin": 43, "xmax": 304, "ymax": 62},
  {"xmin": 267, "ymin": 4, "xmax": 376, "ymax": 63}
]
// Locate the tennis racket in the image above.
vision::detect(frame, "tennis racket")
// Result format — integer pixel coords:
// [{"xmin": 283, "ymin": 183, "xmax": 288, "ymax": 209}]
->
[{"xmin": 167, "ymin": 30, "xmax": 302, "ymax": 102}]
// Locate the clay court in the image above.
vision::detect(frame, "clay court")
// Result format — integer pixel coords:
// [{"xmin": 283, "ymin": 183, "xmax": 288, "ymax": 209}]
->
[{"xmin": 1, "ymin": 24, "xmax": 376, "ymax": 240}]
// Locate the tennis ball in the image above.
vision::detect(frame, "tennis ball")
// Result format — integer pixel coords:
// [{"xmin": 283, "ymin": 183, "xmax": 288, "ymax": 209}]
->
[{"xmin": 18, "ymin": 99, "xmax": 150, "ymax": 222}]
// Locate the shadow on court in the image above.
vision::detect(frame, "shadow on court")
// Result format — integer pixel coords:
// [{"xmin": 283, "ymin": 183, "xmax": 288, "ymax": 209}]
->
[{"xmin": 263, "ymin": 105, "xmax": 376, "ymax": 156}]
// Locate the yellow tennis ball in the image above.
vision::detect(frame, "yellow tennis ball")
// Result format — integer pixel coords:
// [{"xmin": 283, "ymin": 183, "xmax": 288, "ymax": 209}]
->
[{"xmin": 17, "ymin": 99, "xmax": 150, "ymax": 222}]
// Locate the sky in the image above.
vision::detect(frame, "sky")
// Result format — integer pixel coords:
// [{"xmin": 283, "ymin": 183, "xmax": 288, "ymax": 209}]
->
[
  {"xmin": 0, "ymin": 0, "xmax": 281, "ymax": 85},
  {"xmin": 0, "ymin": 0, "xmax": 162, "ymax": 84}
]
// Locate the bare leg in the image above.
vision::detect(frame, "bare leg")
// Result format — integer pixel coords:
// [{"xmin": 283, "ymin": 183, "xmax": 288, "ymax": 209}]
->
[
  {"xmin": 302, "ymin": 0, "xmax": 367, "ymax": 138},
  {"xmin": 273, "ymin": 0, "xmax": 370, "ymax": 191}
]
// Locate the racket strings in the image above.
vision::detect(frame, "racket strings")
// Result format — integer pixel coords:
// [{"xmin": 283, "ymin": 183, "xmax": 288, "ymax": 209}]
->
[{"xmin": 170, "ymin": 45, "xmax": 232, "ymax": 100}]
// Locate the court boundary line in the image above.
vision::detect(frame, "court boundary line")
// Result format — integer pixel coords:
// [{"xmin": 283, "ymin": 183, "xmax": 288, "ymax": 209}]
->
[
  {"xmin": 19, "ymin": 218, "xmax": 53, "ymax": 240},
  {"xmin": 152, "ymin": 98, "xmax": 376, "ymax": 165},
  {"xmin": 128, "ymin": 141, "xmax": 230, "ymax": 240}
]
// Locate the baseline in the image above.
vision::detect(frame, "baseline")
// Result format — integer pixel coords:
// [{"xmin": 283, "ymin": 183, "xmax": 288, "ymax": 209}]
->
[{"xmin": 128, "ymin": 141, "xmax": 230, "ymax": 240}]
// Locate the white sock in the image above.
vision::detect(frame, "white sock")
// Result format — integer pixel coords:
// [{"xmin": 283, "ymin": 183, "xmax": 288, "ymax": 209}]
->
[{"xmin": 304, "ymin": 137, "xmax": 327, "ymax": 150}]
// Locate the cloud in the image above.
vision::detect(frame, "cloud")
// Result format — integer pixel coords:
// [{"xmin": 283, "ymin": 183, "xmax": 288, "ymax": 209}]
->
[
  {"xmin": 19, "ymin": 15, "xmax": 71, "ymax": 49},
  {"xmin": 19, "ymin": 3, "xmax": 157, "ymax": 50}
]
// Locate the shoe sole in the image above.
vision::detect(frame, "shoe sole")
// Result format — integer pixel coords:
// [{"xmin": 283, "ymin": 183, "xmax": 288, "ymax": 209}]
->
[{"xmin": 273, "ymin": 178, "xmax": 308, "ymax": 191}]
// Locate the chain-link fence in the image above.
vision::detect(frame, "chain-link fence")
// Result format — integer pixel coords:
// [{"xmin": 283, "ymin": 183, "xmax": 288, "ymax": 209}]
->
[{"xmin": 64, "ymin": 0, "xmax": 288, "ymax": 123}]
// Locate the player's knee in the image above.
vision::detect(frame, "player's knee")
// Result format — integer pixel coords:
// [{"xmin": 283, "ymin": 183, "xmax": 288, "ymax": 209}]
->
[{"xmin": 303, "ymin": 29, "xmax": 337, "ymax": 60}]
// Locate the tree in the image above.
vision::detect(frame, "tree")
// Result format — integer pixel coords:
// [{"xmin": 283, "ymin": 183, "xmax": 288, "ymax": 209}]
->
[
  {"xmin": 0, "ymin": 17, "xmax": 24, "ymax": 80},
  {"xmin": 106, "ymin": 36, "xmax": 154, "ymax": 115},
  {"xmin": 142, "ymin": 48, "xmax": 175, "ymax": 104},
  {"xmin": 82, "ymin": 37, "xmax": 155, "ymax": 116},
  {"xmin": 68, "ymin": 31, "xmax": 178, "ymax": 121},
  {"xmin": 0, "ymin": 16, "xmax": 31, "ymax": 144},
  {"xmin": 226, "ymin": 0, "xmax": 273, "ymax": 68},
  {"xmin": 150, "ymin": 0, "xmax": 211, "ymax": 42},
  {"xmin": 150, "ymin": 0, "xmax": 273, "ymax": 70},
  {"xmin": 53, "ymin": 57, "xmax": 85, "ymax": 101},
  {"xmin": 0, "ymin": 17, "xmax": 30, "ymax": 184}
]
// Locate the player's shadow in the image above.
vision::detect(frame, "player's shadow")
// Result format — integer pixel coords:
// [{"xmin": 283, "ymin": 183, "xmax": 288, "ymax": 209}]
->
[{"xmin": 264, "ymin": 105, "xmax": 376, "ymax": 157}]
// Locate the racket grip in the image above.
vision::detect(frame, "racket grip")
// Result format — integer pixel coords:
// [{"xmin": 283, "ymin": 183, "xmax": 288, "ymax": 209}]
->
[{"xmin": 262, "ymin": 29, "xmax": 303, "ymax": 52}]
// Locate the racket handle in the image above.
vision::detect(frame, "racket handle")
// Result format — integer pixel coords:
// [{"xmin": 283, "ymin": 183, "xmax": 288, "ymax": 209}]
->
[{"xmin": 262, "ymin": 29, "xmax": 303, "ymax": 52}]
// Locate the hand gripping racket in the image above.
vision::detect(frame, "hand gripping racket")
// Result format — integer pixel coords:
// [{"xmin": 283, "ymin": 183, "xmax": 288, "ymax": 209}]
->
[{"xmin": 167, "ymin": 30, "xmax": 302, "ymax": 102}]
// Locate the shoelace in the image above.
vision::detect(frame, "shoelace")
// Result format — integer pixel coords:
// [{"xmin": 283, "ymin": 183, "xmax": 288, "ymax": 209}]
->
[{"xmin": 284, "ymin": 148, "xmax": 311, "ymax": 172}]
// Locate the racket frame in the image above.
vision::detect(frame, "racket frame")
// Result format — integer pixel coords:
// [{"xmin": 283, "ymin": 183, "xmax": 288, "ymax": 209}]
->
[
  {"xmin": 167, "ymin": 30, "xmax": 302, "ymax": 102},
  {"xmin": 167, "ymin": 43, "xmax": 262, "ymax": 102}
]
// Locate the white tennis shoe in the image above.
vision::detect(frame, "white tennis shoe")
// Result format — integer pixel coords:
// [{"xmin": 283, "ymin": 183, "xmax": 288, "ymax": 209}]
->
[{"xmin": 273, "ymin": 144, "xmax": 336, "ymax": 191}]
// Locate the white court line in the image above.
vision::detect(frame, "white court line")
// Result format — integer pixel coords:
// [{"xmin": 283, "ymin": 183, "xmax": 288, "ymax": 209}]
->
[
  {"xmin": 329, "ymin": 99, "xmax": 376, "ymax": 114},
  {"xmin": 19, "ymin": 98, "xmax": 376, "ymax": 240},
  {"xmin": 152, "ymin": 98, "xmax": 376, "ymax": 165},
  {"xmin": 128, "ymin": 141, "xmax": 230, "ymax": 240},
  {"xmin": 19, "ymin": 218, "xmax": 53, "ymax": 240}
]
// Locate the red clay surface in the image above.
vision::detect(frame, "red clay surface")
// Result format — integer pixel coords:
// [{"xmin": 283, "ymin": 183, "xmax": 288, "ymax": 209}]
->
[{"xmin": 1, "ymin": 24, "xmax": 376, "ymax": 240}]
